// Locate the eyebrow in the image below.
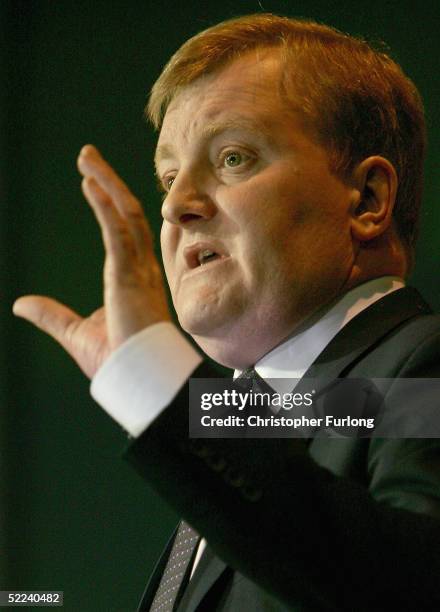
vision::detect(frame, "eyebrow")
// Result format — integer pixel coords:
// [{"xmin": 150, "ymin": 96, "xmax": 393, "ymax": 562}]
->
[{"xmin": 154, "ymin": 116, "xmax": 274, "ymax": 171}]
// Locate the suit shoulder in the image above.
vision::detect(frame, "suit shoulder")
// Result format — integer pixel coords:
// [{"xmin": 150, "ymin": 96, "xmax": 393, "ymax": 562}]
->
[
  {"xmin": 354, "ymin": 311, "xmax": 440, "ymax": 377},
  {"xmin": 393, "ymin": 312, "xmax": 440, "ymax": 376},
  {"xmin": 392, "ymin": 310, "xmax": 440, "ymax": 346}
]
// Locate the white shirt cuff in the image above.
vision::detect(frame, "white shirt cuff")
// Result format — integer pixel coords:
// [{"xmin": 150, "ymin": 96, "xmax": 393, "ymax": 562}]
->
[{"xmin": 90, "ymin": 322, "xmax": 203, "ymax": 437}]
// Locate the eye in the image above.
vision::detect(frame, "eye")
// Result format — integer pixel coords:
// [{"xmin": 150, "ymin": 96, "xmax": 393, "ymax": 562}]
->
[
  {"xmin": 158, "ymin": 175, "xmax": 175, "ymax": 194},
  {"xmin": 217, "ymin": 148, "xmax": 256, "ymax": 178},
  {"xmin": 221, "ymin": 150, "xmax": 254, "ymax": 169},
  {"xmin": 156, "ymin": 174, "xmax": 176, "ymax": 200},
  {"xmin": 165, "ymin": 176, "xmax": 175, "ymax": 190},
  {"xmin": 223, "ymin": 151, "xmax": 245, "ymax": 167}
]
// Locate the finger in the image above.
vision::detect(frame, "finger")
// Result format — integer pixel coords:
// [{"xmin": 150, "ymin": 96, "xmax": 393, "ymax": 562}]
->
[
  {"xmin": 123, "ymin": 200, "xmax": 155, "ymax": 265},
  {"xmin": 13, "ymin": 295, "xmax": 83, "ymax": 352},
  {"xmin": 77, "ymin": 144, "xmax": 131, "ymax": 204},
  {"xmin": 77, "ymin": 145, "xmax": 154, "ymax": 259},
  {"xmin": 81, "ymin": 177, "xmax": 140, "ymax": 280}
]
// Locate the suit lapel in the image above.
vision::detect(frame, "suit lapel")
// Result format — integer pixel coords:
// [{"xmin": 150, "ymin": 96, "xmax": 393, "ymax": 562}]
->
[
  {"xmin": 303, "ymin": 287, "xmax": 430, "ymax": 381},
  {"xmin": 303, "ymin": 287, "xmax": 431, "ymax": 471},
  {"xmin": 281, "ymin": 287, "xmax": 431, "ymax": 440},
  {"xmin": 137, "ymin": 524, "xmax": 179, "ymax": 612},
  {"xmin": 176, "ymin": 545, "xmax": 228, "ymax": 612}
]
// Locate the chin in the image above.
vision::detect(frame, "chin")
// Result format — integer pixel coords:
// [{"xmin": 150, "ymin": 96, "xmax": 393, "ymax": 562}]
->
[
  {"xmin": 175, "ymin": 290, "xmax": 243, "ymax": 337},
  {"xmin": 176, "ymin": 307, "xmax": 243, "ymax": 366},
  {"xmin": 186, "ymin": 315, "xmax": 270, "ymax": 370},
  {"xmin": 177, "ymin": 306, "xmax": 226, "ymax": 337},
  {"xmin": 190, "ymin": 332, "xmax": 251, "ymax": 369}
]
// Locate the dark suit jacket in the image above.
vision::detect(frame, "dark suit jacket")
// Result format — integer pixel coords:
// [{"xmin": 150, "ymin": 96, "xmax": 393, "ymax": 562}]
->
[{"xmin": 124, "ymin": 287, "xmax": 440, "ymax": 611}]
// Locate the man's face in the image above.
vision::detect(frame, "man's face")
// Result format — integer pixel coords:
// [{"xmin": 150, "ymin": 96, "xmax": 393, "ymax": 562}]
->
[{"xmin": 156, "ymin": 50, "xmax": 357, "ymax": 368}]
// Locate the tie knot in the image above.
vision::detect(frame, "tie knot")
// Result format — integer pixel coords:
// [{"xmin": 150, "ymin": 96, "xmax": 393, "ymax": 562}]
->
[
  {"xmin": 237, "ymin": 366, "xmax": 258, "ymax": 380},
  {"xmin": 236, "ymin": 367, "xmax": 274, "ymax": 396}
]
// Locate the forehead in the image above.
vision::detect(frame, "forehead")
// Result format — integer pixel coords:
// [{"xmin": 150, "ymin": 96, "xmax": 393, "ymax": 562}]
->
[{"xmin": 155, "ymin": 50, "xmax": 291, "ymax": 163}]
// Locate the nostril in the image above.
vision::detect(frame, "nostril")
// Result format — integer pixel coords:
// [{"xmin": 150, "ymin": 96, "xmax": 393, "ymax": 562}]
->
[{"xmin": 180, "ymin": 213, "xmax": 202, "ymax": 223}]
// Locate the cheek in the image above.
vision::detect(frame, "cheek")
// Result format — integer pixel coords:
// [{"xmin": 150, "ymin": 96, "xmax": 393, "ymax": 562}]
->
[
  {"xmin": 160, "ymin": 223, "xmax": 178, "ymax": 284},
  {"xmin": 236, "ymin": 189, "xmax": 351, "ymax": 292}
]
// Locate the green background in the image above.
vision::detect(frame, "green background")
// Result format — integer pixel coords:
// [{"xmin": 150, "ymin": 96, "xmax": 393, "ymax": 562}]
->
[{"xmin": 1, "ymin": 1, "xmax": 439, "ymax": 610}]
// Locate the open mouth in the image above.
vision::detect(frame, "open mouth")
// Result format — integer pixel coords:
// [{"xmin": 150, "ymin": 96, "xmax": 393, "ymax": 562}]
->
[
  {"xmin": 197, "ymin": 249, "xmax": 221, "ymax": 266},
  {"xmin": 184, "ymin": 243, "xmax": 227, "ymax": 270}
]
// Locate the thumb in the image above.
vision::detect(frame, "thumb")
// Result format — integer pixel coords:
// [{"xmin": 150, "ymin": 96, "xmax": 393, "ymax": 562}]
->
[{"xmin": 13, "ymin": 295, "xmax": 82, "ymax": 351}]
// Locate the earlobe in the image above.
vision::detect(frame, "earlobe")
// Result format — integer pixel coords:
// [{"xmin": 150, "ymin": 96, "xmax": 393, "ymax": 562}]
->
[{"xmin": 350, "ymin": 156, "xmax": 398, "ymax": 242}]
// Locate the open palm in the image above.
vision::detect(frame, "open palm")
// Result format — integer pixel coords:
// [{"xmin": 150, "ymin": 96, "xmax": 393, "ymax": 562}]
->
[{"xmin": 13, "ymin": 145, "xmax": 171, "ymax": 379}]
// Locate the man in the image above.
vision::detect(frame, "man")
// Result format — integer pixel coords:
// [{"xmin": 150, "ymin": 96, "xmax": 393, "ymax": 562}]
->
[{"xmin": 13, "ymin": 13, "xmax": 440, "ymax": 611}]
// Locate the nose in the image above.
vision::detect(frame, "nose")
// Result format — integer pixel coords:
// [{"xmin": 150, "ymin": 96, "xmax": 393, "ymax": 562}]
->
[{"xmin": 161, "ymin": 169, "xmax": 217, "ymax": 226}]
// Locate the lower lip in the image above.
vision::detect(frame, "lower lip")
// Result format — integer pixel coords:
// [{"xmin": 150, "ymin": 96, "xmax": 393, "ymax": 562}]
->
[{"xmin": 182, "ymin": 256, "xmax": 231, "ymax": 279}]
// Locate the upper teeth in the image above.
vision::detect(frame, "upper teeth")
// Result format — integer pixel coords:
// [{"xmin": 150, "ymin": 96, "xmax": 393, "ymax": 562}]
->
[{"xmin": 198, "ymin": 249, "xmax": 216, "ymax": 265}]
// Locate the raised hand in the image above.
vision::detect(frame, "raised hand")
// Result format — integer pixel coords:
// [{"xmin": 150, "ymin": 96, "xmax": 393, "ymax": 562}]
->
[{"xmin": 13, "ymin": 145, "xmax": 171, "ymax": 379}]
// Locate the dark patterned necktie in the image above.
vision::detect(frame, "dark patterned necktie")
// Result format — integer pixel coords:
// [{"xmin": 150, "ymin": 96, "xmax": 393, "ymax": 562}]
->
[
  {"xmin": 236, "ymin": 367, "xmax": 278, "ymax": 438},
  {"xmin": 149, "ymin": 520, "xmax": 200, "ymax": 612}
]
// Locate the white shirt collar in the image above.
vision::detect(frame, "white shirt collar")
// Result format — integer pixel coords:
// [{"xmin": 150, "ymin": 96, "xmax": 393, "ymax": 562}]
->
[{"xmin": 235, "ymin": 276, "xmax": 405, "ymax": 393}]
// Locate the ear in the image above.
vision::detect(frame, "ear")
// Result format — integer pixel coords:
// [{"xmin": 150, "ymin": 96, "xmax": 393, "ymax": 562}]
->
[{"xmin": 350, "ymin": 156, "xmax": 398, "ymax": 243}]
